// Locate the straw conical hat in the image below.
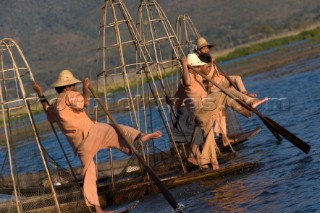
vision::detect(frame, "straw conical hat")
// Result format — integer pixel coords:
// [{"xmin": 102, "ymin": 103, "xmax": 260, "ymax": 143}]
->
[
  {"xmin": 51, "ymin": 70, "xmax": 81, "ymax": 87},
  {"xmin": 187, "ymin": 53, "xmax": 206, "ymax": 66},
  {"xmin": 196, "ymin": 37, "xmax": 213, "ymax": 50}
]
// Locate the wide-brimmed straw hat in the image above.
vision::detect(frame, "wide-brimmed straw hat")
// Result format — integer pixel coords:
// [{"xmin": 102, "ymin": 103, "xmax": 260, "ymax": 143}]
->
[
  {"xmin": 51, "ymin": 70, "xmax": 81, "ymax": 87},
  {"xmin": 187, "ymin": 53, "xmax": 206, "ymax": 66},
  {"xmin": 196, "ymin": 37, "xmax": 213, "ymax": 50}
]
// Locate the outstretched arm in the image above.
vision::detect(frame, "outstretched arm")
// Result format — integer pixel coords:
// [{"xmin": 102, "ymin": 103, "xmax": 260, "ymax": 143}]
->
[
  {"xmin": 33, "ymin": 82, "xmax": 50, "ymax": 111},
  {"xmin": 181, "ymin": 57, "xmax": 192, "ymax": 86},
  {"xmin": 82, "ymin": 78, "xmax": 91, "ymax": 107}
]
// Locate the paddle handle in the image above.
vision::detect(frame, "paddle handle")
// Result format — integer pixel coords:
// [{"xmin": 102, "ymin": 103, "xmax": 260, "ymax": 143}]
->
[{"xmin": 88, "ymin": 85, "xmax": 183, "ymax": 212}]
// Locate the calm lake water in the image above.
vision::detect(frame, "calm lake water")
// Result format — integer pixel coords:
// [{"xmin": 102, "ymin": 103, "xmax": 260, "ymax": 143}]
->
[{"xmin": 129, "ymin": 53, "xmax": 320, "ymax": 212}]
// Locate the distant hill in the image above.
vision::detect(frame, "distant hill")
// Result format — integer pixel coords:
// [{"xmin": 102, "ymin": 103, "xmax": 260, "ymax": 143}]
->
[{"xmin": 1, "ymin": 0, "xmax": 319, "ymax": 87}]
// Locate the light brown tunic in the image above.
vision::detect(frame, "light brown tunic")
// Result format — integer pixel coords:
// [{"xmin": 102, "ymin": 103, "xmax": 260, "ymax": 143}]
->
[
  {"xmin": 204, "ymin": 65, "xmax": 251, "ymax": 145},
  {"xmin": 47, "ymin": 91, "xmax": 140, "ymax": 206},
  {"xmin": 174, "ymin": 72, "xmax": 219, "ymax": 167},
  {"xmin": 77, "ymin": 123, "xmax": 140, "ymax": 206},
  {"xmin": 47, "ymin": 91, "xmax": 94, "ymax": 153},
  {"xmin": 177, "ymin": 72, "xmax": 208, "ymax": 120}
]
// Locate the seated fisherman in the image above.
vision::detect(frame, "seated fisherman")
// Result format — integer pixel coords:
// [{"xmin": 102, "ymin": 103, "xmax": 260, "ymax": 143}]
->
[{"xmin": 33, "ymin": 70, "xmax": 162, "ymax": 213}]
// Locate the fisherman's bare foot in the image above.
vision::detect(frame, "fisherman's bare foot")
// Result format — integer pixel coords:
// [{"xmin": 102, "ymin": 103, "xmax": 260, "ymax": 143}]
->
[
  {"xmin": 212, "ymin": 164, "xmax": 220, "ymax": 170},
  {"xmin": 251, "ymin": 97, "xmax": 268, "ymax": 108},
  {"xmin": 140, "ymin": 131, "xmax": 162, "ymax": 142},
  {"xmin": 223, "ymin": 138, "xmax": 235, "ymax": 147},
  {"xmin": 200, "ymin": 164, "xmax": 209, "ymax": 169},
  {"xmin": 95, "ymin": 205, "xmax": 114, "ymax": 213},
  {"xmin": 226, "ymin": 138, "xmax": 234, "ymax": 143},
  {"xmin": 187, "ymin": 157, "xmax": 198, "ymax": 166}
]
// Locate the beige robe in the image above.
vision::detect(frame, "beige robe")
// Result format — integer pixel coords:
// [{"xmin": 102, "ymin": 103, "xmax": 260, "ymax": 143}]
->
[
  {"xmin": 174, "ymin": 69, "xmax": 254, "ymax": 167},
  {"xmin": 77, "ymin": 123, "xmax": 140, "ymax": 206},
  {"xmin": 175, "ymin": 73, "xmax": 208, "ymax": 120},
  {"xmin": 205, "ymin": 65, "xmax": 249, "ymax": 146},
  {"xmin": 47, "ymin": 91, "xmax": 94, "ymax": 153},
  {"xmin": 174, "ymin": 73, "xmax": 219, "ymax": 168},
  {"xmin": 47, "ymin": 91, "xmax": 140, "ymax": 206}
]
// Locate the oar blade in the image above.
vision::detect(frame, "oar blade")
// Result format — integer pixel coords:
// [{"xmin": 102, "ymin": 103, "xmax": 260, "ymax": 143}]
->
[
  {"xmin": 264, "ymin": 117, "xmax": 311, "ymax": 154},
  {"xmin": 261, "ymin": 118, "xmax": 283, "ymax": 142}
]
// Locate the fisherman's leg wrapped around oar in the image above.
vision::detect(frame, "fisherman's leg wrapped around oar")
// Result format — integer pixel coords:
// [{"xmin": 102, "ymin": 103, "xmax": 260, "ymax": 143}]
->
[{"xmin": 77, "ymin": 123, "xmax": 141, "ymax": 206}]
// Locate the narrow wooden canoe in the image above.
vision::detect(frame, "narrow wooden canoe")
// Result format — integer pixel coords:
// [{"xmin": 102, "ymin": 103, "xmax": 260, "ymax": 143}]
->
[{"xmin": 0, "ymin": 161, "xmax": 258, "ymax": 212}]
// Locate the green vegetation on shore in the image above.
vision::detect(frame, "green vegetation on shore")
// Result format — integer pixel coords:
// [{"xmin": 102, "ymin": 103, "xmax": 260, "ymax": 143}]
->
[{"xmin": 216, "ymin": 27, "xmax": 320, "ymax": 62}]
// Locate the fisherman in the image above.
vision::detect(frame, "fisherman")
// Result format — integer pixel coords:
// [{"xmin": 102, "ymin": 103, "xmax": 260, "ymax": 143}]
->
[
  {"xmin": 33, "ymin": 70, "xmax": 162, "ymax": 213},
  {"xmin": 171, "ymin": 53, "xmax": 268, "ymax": 169},
  {"xmin": 196, "ymin": 37, "xmax": 257, "ymax": 97},
  {"xmin": 196, "ymin": 37, "xmax": 260, "ymax": 147},
  {"xmin": 176, "ymin": 54, "xmax": 219, "ymax": 169}
]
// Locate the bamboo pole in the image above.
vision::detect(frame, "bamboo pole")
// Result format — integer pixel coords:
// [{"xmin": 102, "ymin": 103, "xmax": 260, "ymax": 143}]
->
[{"xmin": 3, "ymin": 39, "xmax": 62, "ymax": 212}]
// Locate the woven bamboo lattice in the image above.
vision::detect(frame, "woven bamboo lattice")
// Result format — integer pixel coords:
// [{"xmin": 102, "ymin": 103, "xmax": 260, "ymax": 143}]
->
[
  {"xmin": 175, "ymin": 14, "xmax": 201, "ymax": 55},
  {"xmin": 136, "ymin": 0, "xmax": 186, "ymax": 96},
  {"xmin": 94, "ymin": 0, "xmax": 189, "ymax": 196},
  {"xmin": 0, "ymin": 38, "xmax": 92, "ymax": 213}
]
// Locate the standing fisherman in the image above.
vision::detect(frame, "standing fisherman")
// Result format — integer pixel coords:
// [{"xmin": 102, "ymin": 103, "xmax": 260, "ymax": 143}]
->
[
  {"xmin": 33, "ymin": 70, "xmax": 162, "ymax": 213},
  {"xmin": 171, "ymin": 54, "xmax": 268, "ymax": 169}
]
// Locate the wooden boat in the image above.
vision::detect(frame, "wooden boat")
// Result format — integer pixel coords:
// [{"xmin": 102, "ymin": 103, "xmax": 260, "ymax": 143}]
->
[
  {"xmin": 218, "ymin": 126, "xmax": 262, "ymax": 152},
  {"xmin": 0, "ymin": 161, "xmax": 257, "ymax": 212},
  {"xmin": 170, "ymin": 105, "xmax": 262, "ymax": 153}
]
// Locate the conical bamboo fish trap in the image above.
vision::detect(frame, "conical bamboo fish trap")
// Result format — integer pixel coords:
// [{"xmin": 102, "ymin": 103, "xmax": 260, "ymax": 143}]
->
[
  {"xmin": 0, "ymin": 38, "xmax": 91, "ymax": 213},
  {"xmin": 136, "ymin": 0, "xmax": 186, "ymax": 96},
  {"xmin": 135, "ymin": 0, "xmax": 204, "ymax": 163},
  {"xmin": 175, "ymin": 14, "xmax": 201, "ymax": 54},
  {"xmin": 95, "ymin": 0, "xmax": 187, "ymax": 191}
]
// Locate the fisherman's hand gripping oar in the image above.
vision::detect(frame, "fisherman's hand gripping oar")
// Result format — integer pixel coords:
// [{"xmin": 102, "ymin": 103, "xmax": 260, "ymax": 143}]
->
[
  {"xmin": 88, "ymin": 84, "xmax": 185, "ymax": 213},
  {"xmin": 187, "ymin": 64, "xmax": 311, "ymax": 154}
]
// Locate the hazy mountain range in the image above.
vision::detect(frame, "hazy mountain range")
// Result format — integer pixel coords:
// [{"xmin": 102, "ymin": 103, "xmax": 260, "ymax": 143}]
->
[{"xmin": 1, "ymin": 0, "xmax": 319, "ymax": 87}]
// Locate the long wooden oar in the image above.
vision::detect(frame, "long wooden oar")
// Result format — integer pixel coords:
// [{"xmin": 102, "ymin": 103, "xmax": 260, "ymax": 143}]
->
[
  {"xmin": 215, "ymin": 63, "xmax": 283, "ymax": 142},
  {"xmin": 188, "ymin": 65, "xmax": 311, "ymax": 154},
  {"xmin": 88, "ymin": 85, "xmax": 184, "ymax": 213}
]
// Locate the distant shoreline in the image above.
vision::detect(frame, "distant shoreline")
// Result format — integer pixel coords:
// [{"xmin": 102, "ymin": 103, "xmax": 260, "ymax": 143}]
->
[
  {"xmin": 38, "ymin": 23, "xmax": 320, "ymax": 97},
  {"xmin": 213, "ymin": 22, "xmax": 320, "ymax": 60},
  {"xmin": 0, "ymin": 25, "xmax": 319, "ymax": 135}
]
